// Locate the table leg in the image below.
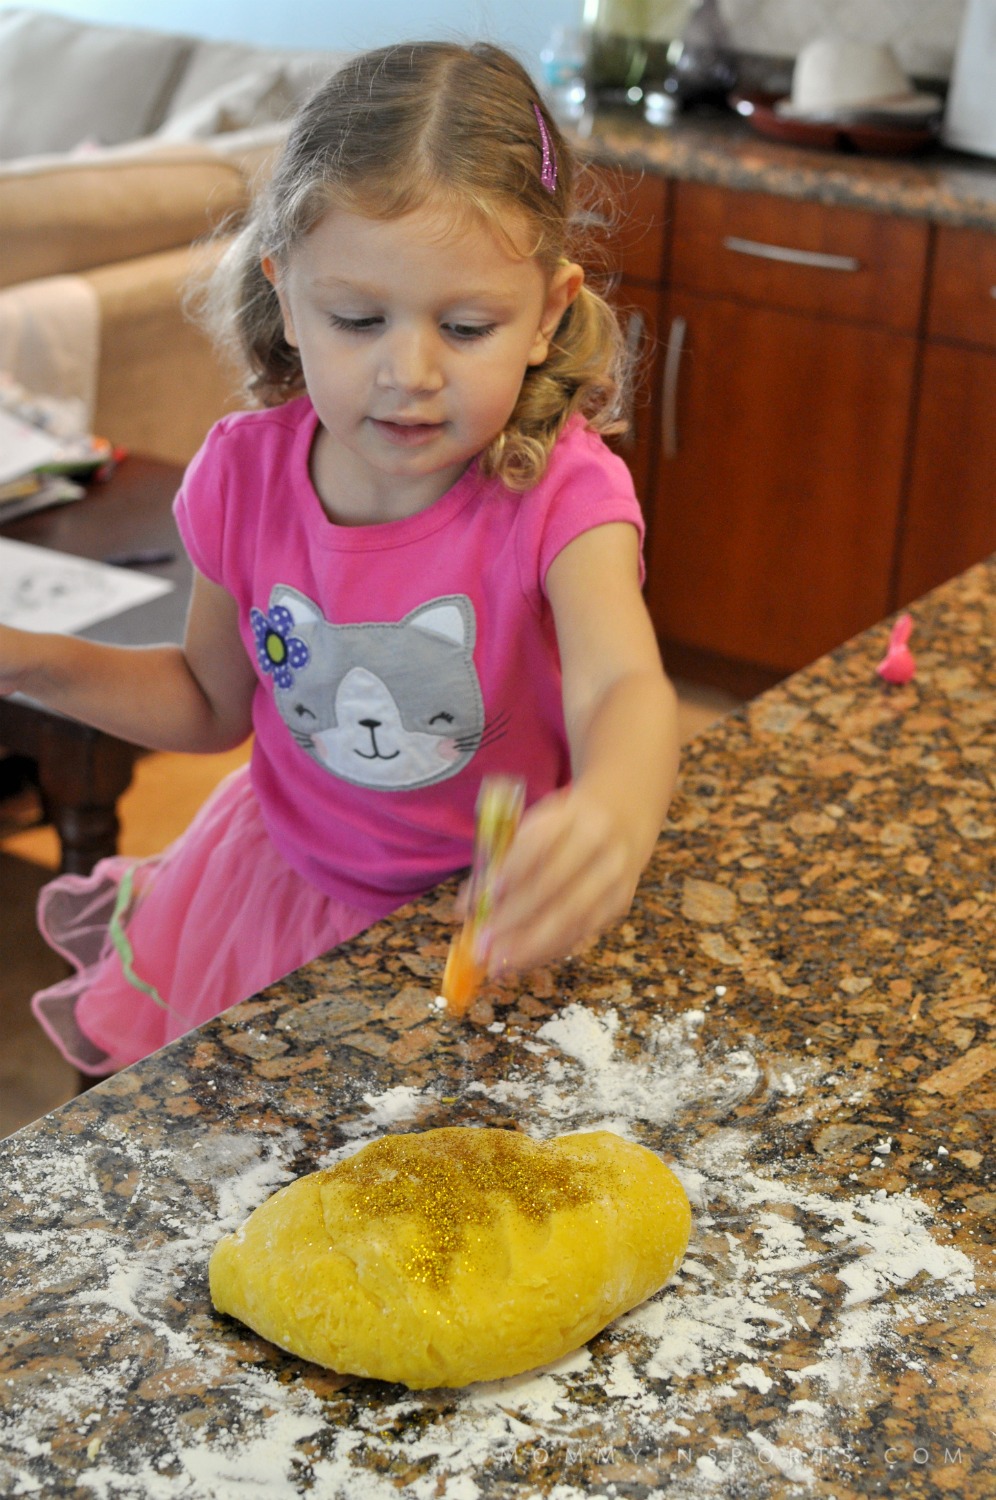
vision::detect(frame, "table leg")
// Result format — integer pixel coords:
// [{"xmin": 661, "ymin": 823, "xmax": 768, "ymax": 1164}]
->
[{"xmin": 36, "ymin": 723, "xmax": 140, "ymax": 876}]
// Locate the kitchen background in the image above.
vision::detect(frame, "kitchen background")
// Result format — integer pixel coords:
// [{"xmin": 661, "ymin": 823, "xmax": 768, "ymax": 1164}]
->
[{"xmin": 9, "ymin": 1, "xmax": 972, "ymax": 86}]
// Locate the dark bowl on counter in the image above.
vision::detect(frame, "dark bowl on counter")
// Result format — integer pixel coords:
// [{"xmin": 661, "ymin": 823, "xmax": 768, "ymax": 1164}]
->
[{"xmin": 730, "ymin": 89, "xmax": 942, "ymax": 156}]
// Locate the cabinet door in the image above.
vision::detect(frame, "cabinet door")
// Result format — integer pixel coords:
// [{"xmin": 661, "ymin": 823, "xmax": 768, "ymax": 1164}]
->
[
  {"xmin": 647, "ymin": 290, "xmax": 917, "ymax": 677},
  {"xmin": 897, "ymin": 342, "xmax": 996, "ymax": 602},
  {"xmin": 671, "ymin": 181, "xmax": 927, "ymax": 333},
  {"xmin": 925, "ymin": 224, "xmax": 996, "ymax": 348}
]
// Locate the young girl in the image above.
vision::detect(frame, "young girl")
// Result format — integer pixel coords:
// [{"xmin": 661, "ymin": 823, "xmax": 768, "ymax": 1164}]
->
[{"xmin": 1, "ymin": 41, "xmax": 680, "ymax": 1076}]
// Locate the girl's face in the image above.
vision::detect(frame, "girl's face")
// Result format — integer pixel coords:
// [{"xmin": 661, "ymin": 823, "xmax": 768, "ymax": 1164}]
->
[{"xmin": 265, "ymin": 200, "xmax": 582, "ymax": 523}]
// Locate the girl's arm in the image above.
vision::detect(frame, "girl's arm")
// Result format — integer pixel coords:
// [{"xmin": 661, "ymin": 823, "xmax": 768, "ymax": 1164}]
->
[
  {"xmin": 484, "ymin": 521, "xmax": 680, "ymax": 974},
  {"xmin": 0, "ymin": 570, "xmax": 256, "ymax": 753}
]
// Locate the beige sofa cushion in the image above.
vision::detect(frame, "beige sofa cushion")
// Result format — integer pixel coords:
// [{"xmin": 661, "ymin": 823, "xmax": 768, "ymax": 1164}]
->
[
  {"xmin": 268, "ymin": 50, "xmax": 349, "ymax": 101},
  {"xmin": 167, "ymin": 38, "xmax": 280, "ymax": 116},
  {"xmin": 0, "ymin": 145, "xmax": 248, "ymax": 289},
  {"xmin": 167, "ymin": 40, "xmax": 346, "ymax": 119},
  {"xmin": 0, "ymin": 10, "xmax": 194, "ymax": 159},
  {"xmin": 155, "ymin": 65, "xmax": 299, "ymax": 142},
  {"xmin": 83, "ymin": 239, "xmax": 242, "ymax": 464}
]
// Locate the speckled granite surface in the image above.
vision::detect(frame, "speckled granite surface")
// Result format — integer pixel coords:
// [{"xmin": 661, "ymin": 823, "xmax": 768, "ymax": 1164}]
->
[
  {"xmin": 2, "ymin": 563, "xmax": 995, "ymax": 1498},
  {"xmin": 578, "ymin": 107, "xmax": 996, "ymax": 230}
]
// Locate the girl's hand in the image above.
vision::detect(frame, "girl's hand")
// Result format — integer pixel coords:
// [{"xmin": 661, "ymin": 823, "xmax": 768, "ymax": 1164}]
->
[
  {"xmin": 479, "ymin": 783, "xmax": 642, "ymax": 976},
  {"xmin": 472, "ymin": 519, "xmax": 681, "ymax": 981}
]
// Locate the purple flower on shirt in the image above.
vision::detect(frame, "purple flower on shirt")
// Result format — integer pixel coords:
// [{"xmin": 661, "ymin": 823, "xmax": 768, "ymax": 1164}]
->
[{"xmin": 250, "ymin": 604, "xmax": 310, "ymax": 689}]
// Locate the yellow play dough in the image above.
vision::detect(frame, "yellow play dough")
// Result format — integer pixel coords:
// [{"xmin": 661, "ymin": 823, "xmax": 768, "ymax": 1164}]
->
[{"xmin": 209, "ymin": 1126, "xmax": 691, "ymax": 1389}]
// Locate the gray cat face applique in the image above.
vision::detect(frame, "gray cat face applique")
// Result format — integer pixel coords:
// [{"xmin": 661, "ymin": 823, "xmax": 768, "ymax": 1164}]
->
[{"xmin": 250, "ymin": 586, "xmax": 493, "ymax": 790}]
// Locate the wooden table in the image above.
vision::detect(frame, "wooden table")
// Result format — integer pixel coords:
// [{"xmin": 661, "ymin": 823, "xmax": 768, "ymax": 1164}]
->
[{"xmin": 0, "ymin": 457, "xmax": 187, "ymax": 873}]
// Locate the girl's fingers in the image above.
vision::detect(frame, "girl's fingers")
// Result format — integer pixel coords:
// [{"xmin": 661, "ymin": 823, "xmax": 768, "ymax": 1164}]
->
[
  {"xmin": 479, "ymin": 787, "xmax": 639, "ymax": 974},
  {"xmin": 488, "ymin": 887, "xmax": 613, "ymax": 974},
  {"xmin": 485, "ymin": 802, "xmax": 573, "ymax": 919},
  {"xmin": 488, "ymin": 845, "xmax": 634, "ymax": 974}
]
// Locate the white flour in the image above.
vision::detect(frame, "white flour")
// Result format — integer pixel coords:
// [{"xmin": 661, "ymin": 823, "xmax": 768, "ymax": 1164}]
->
[{"xmin": 0, "ymin": 1005, "xmax": 979, "ymax": 1499}]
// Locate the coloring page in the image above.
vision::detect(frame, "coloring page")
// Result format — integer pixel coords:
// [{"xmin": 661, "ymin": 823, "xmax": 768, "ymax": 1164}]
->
[{"xmin": 0, "ymin": 537, "xmax": 173, "ymax": 635}]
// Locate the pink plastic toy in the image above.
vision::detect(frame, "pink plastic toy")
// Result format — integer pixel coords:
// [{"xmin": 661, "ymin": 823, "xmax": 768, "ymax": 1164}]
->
[{"xmin": 876, "ymin": 612, "xmax": 916, "ymax": 685}]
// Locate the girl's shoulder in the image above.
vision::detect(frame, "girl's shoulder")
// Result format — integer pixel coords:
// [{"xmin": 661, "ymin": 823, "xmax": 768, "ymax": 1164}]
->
[
  {"xmin": 539, "ymin": 416, "xmax": 637, "ymax": 498},
  {"xmin": 205, "ymin": 395, "xmax": 316, "ymax": 456},
  {"xmin": 506, "ymin": 418, "xmax": 643, "ymax": 588},
  {"xmin": 179, "ymin": 396, "xmax": 317, "ymax": 517}
]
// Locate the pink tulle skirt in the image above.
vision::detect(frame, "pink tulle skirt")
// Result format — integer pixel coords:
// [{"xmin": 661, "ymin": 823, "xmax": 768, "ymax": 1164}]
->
[{"xmin": 31, "ymin": 765, "xmax": 381, "ymax": 1075}]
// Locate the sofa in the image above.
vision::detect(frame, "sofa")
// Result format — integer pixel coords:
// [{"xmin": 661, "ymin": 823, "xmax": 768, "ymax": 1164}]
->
[{"xmin": 0, "ymin": 9, "xmax": 347, "ymax": 464}]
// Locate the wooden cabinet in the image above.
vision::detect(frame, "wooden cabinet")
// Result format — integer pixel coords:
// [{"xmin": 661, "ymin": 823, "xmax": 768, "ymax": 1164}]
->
[
  {"xmin": 666, "ymin": 182, "xmax": 927, "ymax": 330},
  {"xmin": 594, "ymin": 163, "xmax": 994, "ymax": 691},
  {"xmin": 650, "ymin": 289, "xmax": 919, "ymax": 682},
  {"xmin": 647, "ymin": 181, "xmax": 928, "ymax": 687},
  {"xmin": 896, "ymin": 224, "xmax": 996, "ymax": 603}
]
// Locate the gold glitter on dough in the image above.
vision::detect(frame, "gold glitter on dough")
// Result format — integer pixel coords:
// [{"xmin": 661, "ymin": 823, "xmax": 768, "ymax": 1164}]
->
[{"xmin": 322, "ymin": 1130, "xmax": 605, "ymax": 1288}]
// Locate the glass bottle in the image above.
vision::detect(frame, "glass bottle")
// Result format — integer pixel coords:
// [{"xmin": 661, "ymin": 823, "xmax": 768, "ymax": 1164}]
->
[
  {"xmin": 664, "ymin": 0, "xmax": 737, "ymax": 105},
  {"xmin": 539, "ymin": 25, "xmax": 588, "ymax": 123},
  {"xmin": 583, "ymin": 0, "xmax": 695, "ymax": 102}
]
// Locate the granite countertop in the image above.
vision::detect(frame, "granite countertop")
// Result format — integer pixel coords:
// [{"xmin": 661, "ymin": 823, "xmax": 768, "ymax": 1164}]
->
[
  {"xmin": 577, "ymin": 105, "xmax": 996, "ymax": 231},
  {"xmin": 2, "ymin": 563, "xmax": 995, "ymax": 1498}
]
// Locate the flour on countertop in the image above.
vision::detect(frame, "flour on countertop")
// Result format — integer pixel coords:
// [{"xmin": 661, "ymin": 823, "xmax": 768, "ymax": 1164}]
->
[
  {"xmin": 339, "ymin": 1084, "xmax": 433, "ymax": 1137},
  {"xmin": 0, "ymin": 1004, "xmax": 978, "ymax": 1500}
]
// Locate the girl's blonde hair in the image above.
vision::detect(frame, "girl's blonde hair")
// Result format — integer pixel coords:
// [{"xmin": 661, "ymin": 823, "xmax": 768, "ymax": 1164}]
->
[{"xmin": 209, "ymin": 41, "xmax": 630, "ymax": 490}]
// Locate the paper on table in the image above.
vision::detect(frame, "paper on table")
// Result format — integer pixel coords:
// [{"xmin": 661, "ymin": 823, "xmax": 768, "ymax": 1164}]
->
[{"xmin": 0, "ymin": 537, "xmax": 173, "ymax": 636}]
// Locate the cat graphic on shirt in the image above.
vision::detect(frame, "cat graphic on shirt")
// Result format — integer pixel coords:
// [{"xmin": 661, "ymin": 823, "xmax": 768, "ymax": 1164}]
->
[{"xmin": 260, "ymin": 585, "xmax": 504, "ymax": 790}]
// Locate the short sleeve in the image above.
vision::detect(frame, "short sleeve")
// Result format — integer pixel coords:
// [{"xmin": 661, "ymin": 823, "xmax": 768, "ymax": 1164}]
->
[
  {"xmin": 515, "ymin": 422, "xmax": 645, "ymax": 606},
  {"xmin": 172, "ymin": 422, "xmax": 230, "ymax": 586}
]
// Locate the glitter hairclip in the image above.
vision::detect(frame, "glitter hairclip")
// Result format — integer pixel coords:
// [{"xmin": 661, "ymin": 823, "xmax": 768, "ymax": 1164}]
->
[{"xmin": 532, "ymin": 102, "xmax": 558, "ymax": 194}]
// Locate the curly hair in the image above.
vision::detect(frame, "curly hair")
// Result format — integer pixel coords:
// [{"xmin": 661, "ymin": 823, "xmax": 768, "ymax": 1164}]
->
[{"xmin": 204, "ymin": 41, "xmax": 631, "ymax": 490}]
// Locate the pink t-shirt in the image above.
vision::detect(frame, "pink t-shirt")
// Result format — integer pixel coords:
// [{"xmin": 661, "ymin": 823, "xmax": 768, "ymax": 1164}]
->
[{"xmin": 174, "ymin": 397, "xmax": 644, "ymax": 914}]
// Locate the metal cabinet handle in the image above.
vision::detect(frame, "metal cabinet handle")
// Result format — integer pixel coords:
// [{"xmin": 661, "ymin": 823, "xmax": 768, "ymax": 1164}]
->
[
  {"xmin": 662, "ymin": 315, "xmax": 687, "ymax": 460},
  {"xmin": 618, "ymin": 309, "xmax": 646, "ymax": 449},
  {"xmin": 989, "ymin": 285, "xmax": 996, "ymax": 300},
  {"xmin": 723, "ymin": 235, "xmax": 861, "ymax": 273},
  {"xmin": 624, "ymin": 308, "xmax": 646, "ymax": 360}
]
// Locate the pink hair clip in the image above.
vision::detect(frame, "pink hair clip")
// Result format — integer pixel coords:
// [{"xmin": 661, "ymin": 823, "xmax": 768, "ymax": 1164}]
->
[
  {"xmin": 532, "ymin": 102, "xmax": 558, "ymax": 193},
  {"xmin": 876, "ymin": 612, "xmax": 916, "ymax": 685}
]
